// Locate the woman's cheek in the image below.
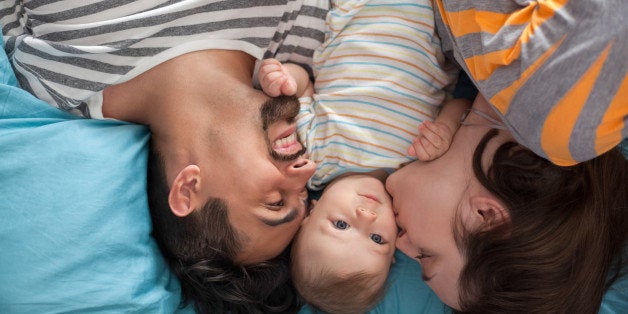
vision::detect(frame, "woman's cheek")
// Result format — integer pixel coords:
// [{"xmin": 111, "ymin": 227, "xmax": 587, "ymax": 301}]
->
[{"xmin": 395, "ymin": 232, "xmax": 415, "ymax": 257}]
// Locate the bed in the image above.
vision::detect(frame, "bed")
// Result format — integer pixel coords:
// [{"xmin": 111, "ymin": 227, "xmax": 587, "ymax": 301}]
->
[{"xmin": 0, "ymin": 29, "xmax": 626, "ymax": 314}]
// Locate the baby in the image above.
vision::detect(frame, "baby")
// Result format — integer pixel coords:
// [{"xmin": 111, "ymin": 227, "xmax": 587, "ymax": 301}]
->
[{"xmin": 258, "ymin": 0, "xmax": 470, "ymax": 312}]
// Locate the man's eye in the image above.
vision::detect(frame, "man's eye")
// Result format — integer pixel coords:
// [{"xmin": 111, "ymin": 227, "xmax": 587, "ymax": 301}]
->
[
  {"xmin": 267, "ymin": 200, "xmax": 284, "ymax": 207},
  {"xmin": 333, "ymin": 220, "xmax": 349, "ymax": 229},
  {"xmin": 370, "ymin": 233, "xmax": 384, "ymax": 244}
]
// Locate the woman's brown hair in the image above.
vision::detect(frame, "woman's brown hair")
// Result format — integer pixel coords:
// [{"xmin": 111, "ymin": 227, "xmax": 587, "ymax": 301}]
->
[{"xmin": 456, "ymin": 129, "xmax": 627, "ymax": 313}]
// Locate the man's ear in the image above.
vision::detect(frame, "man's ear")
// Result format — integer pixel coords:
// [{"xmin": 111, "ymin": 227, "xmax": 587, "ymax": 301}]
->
[
  {"xmin": 469, "ymin": 195, "xmax": 509, "ymax": 230},
  {"xmin": 168, "ymin": 165, "xmax": 201, "ymax": 217}
]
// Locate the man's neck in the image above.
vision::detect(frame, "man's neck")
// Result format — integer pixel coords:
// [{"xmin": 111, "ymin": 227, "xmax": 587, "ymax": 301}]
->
[
  {"xmin": 102, "ymin": 50, "xmax": 257, "ymax": 125},
  {"xmin": 102, "ymin": 50, "xmax": 262, "ymax": 184}
]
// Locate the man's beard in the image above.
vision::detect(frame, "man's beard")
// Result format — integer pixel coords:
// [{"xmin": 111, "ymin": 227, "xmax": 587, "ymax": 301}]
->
[
  {"xmin": 260, "ymin": 95, "xmax": 301, "ymax": 130},
  {"xmin": 260, "ymin": 95, "xmax": 306, "ymax": 161}
]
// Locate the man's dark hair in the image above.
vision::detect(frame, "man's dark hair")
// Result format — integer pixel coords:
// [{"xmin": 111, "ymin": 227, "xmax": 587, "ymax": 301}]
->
[
  {"xmin": 146, "ymin": 141, "xmax": 302, "ymax": 313},
  {"xmin": 455, "ymin": 129, "xmax": 627, "ymax": 313}
]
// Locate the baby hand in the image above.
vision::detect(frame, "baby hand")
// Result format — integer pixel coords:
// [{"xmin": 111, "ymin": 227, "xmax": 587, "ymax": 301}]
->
[
  {"xmin": 408, "ymin": 120, "xmax": 454, "ymax": 161},
  {"xmin": 258, "ymin": 58, "xmax": 298, "ymax": 97}
]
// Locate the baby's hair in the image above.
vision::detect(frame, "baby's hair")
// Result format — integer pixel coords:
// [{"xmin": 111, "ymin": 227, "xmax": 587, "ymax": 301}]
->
[
  {"xmin": 292, "ymin": 263, "xmax": 385, "ymax": 314},
  {"xmin": 291, "ymin": 233, "xmax": 387, "ymax": 313}
]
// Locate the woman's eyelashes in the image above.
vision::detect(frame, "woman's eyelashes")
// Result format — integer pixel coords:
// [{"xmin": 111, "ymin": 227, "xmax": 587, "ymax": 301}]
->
[
  {"xmin": 415, "ymin": 250, "xmax": 431, "ymax": 260},
  {"xmin": 332, "ymin": 220, "xmax": 386, "ymax": 245}
]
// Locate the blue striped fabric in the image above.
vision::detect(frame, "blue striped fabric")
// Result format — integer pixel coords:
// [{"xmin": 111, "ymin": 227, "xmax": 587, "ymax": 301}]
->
[{"xmin": 297, "ymin": 0, "xmax": 456, "ymax": 190}]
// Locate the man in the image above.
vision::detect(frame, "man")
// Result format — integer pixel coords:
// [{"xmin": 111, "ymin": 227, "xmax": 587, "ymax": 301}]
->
[{"xmin": 2, "ymin": 1, "xmax": 329, "ymax": 312}]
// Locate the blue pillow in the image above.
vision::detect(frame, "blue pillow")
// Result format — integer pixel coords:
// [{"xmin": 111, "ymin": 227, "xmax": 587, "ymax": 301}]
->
[
  {"xmin": 0, "ymin": 39, "xmax": 191, "ymax": 312},
  {"xmin": 0, "ymin": 87, "xmax": 187, "ymax": 312}
]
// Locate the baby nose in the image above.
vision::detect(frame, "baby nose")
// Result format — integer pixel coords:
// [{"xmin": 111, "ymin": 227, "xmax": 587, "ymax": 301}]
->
[{"xmin": 356, "ymin": 206, "xmax": 377, "ymax": 222}]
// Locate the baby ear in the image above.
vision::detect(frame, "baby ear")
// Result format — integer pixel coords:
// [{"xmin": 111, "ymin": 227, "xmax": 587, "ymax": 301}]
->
[
  {"xmin": 168, "ymin": 165, "xmax": 201, "ymax": 217},
  {"xmin": 469, "ymin": 195, "xmax": 509, "ymax": 230}
]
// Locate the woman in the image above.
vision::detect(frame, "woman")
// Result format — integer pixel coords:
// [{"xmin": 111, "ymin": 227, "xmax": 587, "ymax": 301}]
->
[{"xmin": 387, "ymin": 95, "xmax": 627, "ymax": 313}]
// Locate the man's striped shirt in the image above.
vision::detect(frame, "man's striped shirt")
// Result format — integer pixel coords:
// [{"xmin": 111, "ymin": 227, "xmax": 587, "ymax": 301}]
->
[{"xmin": 1, "ymin": 0, "xmax": 329, "ymax": 118}]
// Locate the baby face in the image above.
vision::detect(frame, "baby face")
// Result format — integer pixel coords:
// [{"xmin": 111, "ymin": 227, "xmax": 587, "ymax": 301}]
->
[{"xmin": 298, "ymin": 173, "xmax": 398, "ymax": 277}]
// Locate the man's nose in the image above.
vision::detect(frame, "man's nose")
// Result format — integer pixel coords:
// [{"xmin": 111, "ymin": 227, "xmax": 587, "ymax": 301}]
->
[
  {"xmin": 356, "ymin": 206, "xmax": 377, "ymax": 223},
  {"xmin": 283, "ymin": 157, "xmax": 316, "ymax": 187}
]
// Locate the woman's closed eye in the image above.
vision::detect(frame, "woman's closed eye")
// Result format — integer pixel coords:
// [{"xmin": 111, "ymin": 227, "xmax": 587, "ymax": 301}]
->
[
  {"xmin": 333, "ymin": 220, "xmax": 349, "ymax": 229},
  {"xmin": 416, "ymin": 250, "xmax": 432, "ymax": 260}
]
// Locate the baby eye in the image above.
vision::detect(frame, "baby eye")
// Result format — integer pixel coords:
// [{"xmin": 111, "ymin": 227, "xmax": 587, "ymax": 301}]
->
[
  {"xmin": 370, "ymin": 233, "xmax": 384, "ymax": 244},
  {"xmin": 333, "ymin": 220, "xmax": 349, "ymax": 229}
]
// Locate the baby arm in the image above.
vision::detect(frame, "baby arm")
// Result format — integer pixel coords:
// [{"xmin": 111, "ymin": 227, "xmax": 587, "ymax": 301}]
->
[
  {"xmin": 409, "ymin": 98, "xmax": 471, "ymax": 161},
  {"xmin": 258, "ymin": 58, "xmax": 314, "ymax": 98}
]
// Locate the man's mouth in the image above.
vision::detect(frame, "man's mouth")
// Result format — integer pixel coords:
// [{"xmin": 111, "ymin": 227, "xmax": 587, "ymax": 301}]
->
[{"xmin": 272, "ymin": 131, "xmax": 302, "ymax": 155}]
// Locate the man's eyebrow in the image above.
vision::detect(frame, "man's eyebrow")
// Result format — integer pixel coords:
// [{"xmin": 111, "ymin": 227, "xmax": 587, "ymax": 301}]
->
[{"xmin": 260, "ymin": 207, "xmax": 299, "ymax": 227}]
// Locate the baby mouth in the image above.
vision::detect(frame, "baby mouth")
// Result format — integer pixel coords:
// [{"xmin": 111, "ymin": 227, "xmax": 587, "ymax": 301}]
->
[
  {"xmin": 272, "ymin": 132, "xmax": 302, "ymax": 155},
  {"xmin": 359, "ymin": 194, "xmax": 382, "ymax": 204}
]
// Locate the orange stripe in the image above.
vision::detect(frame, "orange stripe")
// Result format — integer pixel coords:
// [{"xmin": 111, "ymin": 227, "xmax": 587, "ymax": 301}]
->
[
  {"xmin": 489, "ymin": 35, "xmax": 566, "ymax": 113},
  {"xmin": 595, "ymin": 73, "xmax": 628, "ymax": 155},
  {"xmin": 541, "ymin": 44, "xmax": 612, "ymax": 166},
  {"xmin": 350, "ymin": 14, "xmax": 433, "ymax": 29},
  {"xmin": 330, "ymin": 92, "xmax": 434, "ymax": 119},
  {"xmin": 437, "ymin": 0, "xmax": 568, "ymax": 81},
  {"xmin": 439, "ymin": 0, "xmax": 567, "ymax": 38},
  {"xmin": 316, "ymin": 112, "xmax": 418, "ymax": 137},
  {"xmin": 523, "ymin": 0, "xmax": 569, "ymax": 44},
  {"xmin": 465, "ymin": 46, "xmax": 522, "ymax": 81},
  {"xmin": 445, "ymin": 10, "xmax": 514, "ymax": 37},
  {"xmin": 314, "ymin": 155, "xmax": 382, "ymax": 169},
  {"xmin": 334, "ymin": 32, "xmax": 436, "ymax": 57},
  {"xmin": 313, "ymin": 53, "xmax": 449, "ymax": 86},
  {"xmin": 315, "ymin": 76, "xmax": 421, "ymax": 95},
  {"xmin": 314, "ymin": 132, "xmax": 407, "ymax": 157},
  {"xmin": 333, "ymin": 2, "xmax": 366, "ymax": 13}
]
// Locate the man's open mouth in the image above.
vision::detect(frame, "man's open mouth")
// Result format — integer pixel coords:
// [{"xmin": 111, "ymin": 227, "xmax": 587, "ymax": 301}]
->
[{"xmin": 273, "ymin": 131, "xmax": 302, "ymax": 155}]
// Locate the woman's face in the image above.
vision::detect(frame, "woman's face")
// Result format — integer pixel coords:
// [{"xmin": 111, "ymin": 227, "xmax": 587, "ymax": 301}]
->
[
  {"xmin": 385, "ymin": 96, "xmax": 510, "ymax": 309},
  {"xmin": 386, "ymin": 157, "xmax": 467, "ymax": 308}
]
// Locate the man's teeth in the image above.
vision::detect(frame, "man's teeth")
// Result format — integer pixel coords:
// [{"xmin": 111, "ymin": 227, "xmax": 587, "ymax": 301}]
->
[{"xmin": 274, "ymin": 132, "xmax": 297, "ymax": 148}]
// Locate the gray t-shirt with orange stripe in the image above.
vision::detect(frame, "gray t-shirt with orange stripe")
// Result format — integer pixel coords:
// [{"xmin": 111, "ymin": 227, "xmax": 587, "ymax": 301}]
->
[{"xmin": 434, "ymin": 0, "xmax": 627, "ymax": 165}]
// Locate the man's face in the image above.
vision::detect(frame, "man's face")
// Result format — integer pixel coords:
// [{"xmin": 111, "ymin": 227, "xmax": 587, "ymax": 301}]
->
[{"xmin": 204, "ymin": 95, "xmax": 316, "ymax": 264}]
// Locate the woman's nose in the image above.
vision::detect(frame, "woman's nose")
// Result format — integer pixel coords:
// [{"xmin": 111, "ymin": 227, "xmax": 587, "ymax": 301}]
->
[
  {"xmin": 395, "ymin": 232, "xmax": 411, "ymax": 252},
  {"xmin": 385, "ymin": 171, "xmax": 398, "ymax": 196},
  {"xmin": 356, "ymin": 206, "xmax": 377, "ymax": 223}
]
